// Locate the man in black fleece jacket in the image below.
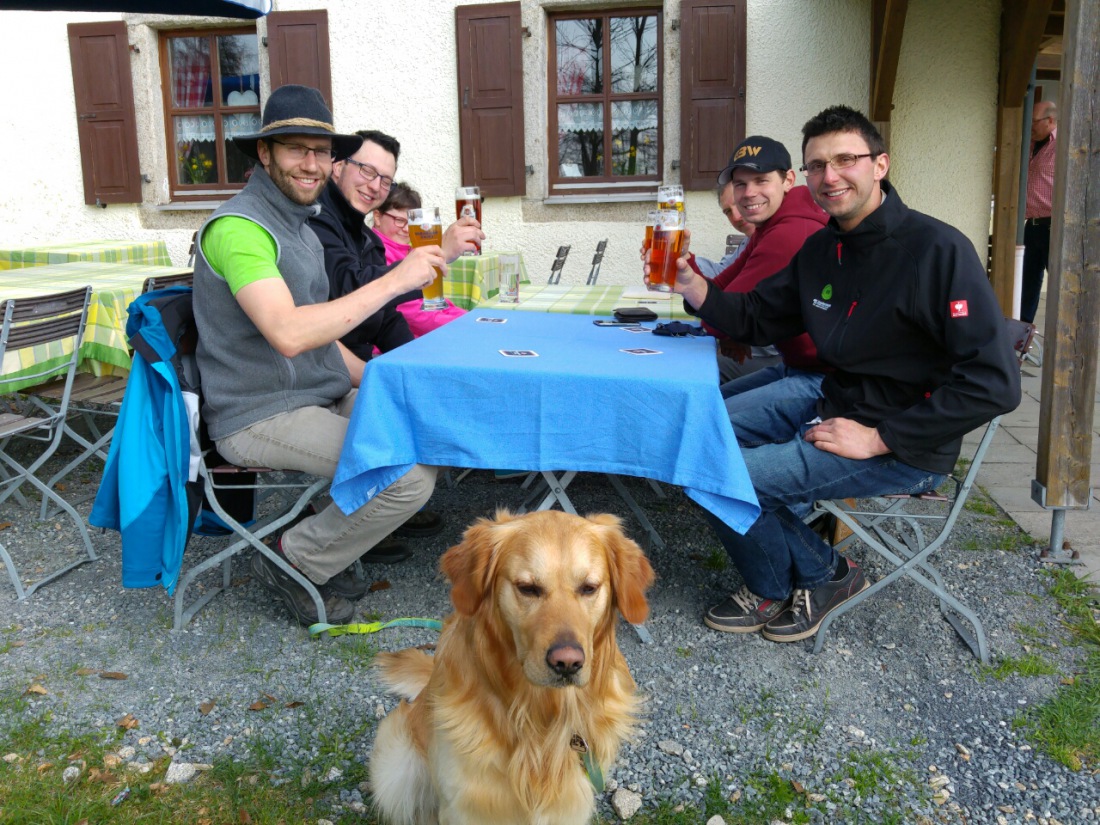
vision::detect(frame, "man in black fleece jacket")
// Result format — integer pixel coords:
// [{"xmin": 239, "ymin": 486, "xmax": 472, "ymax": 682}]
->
[{"xmin": 675, "ymin": 106, "xmax": 1021, "ymax": 644}]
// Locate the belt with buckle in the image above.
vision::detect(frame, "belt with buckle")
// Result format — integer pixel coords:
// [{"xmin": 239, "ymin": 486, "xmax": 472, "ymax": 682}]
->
[{"xmin": 1026, "ymin": 216, "xmax": 1051, "ymax": 227}]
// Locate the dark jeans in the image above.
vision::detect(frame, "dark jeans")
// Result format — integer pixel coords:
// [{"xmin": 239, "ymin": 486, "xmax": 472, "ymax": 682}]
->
[
  {"xmin": 1020, "ymin": 220, "xmax": 1050, "ymax": 324},
  {"xmin": 702, "ymin": 393, "xmax": 945, "ymax": 601}
]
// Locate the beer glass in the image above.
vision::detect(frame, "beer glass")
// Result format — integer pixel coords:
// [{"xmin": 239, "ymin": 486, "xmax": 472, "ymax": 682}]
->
[
  {"xmin": 657, "ymin": 184, "xmax": 684, "ymax": 212},
  {"xmin": 455, "ymin": 185, "xmax": 482, "ymax": 256},
  {"xmin": 641, "ymin": 209, "xmax": 658, "ymax": 285},
  {"xmin": 648, "ymin": 209, "xmax": 686, "ymax": 292},
  {"xmin": 408, "ymin": 207, "xmax": 446, "ymax": 310}
]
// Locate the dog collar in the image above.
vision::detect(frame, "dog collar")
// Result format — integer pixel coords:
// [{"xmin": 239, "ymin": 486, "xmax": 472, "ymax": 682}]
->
[{"xmin": 570, "ymin": 734, "xmax": 604, "ymax": 792}]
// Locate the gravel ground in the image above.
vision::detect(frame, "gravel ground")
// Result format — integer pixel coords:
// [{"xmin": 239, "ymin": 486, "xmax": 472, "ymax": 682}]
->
[{"xmin": 1, "ymin": 442, "xmax": 1097, "ymax": 824}]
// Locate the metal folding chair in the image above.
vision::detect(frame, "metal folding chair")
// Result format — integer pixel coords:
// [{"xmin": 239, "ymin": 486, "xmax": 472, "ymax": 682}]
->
[
  {"xmin": 806, "ymin": 319, "xmax": 1035, "ymax": 663},
  {"xmin": 585, "ymin": 239, "xmax": 607, "ymax": 285},
  {"xmin": 547, "ymin": 245, "xmax": 570, "ymax": 285},
  {"xmin": 0, "ymin": 286, "xmax": 97, "ymax": 599},
  {"xmin": 32, "ymin": 274, "xmax": 194, "ymax": 516}
]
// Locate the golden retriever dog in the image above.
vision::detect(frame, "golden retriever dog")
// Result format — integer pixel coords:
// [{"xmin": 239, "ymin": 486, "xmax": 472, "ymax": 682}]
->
[{"xmin": 370, "ymin": 509, "xmax": 655, "ymax": 825}]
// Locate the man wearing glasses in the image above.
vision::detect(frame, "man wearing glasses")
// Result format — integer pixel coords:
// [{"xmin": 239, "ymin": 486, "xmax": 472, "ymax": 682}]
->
[
  {"xmin": 673, "ymin": 105, "xmax": 1020, "ymax": 644},
  {"xmin": 192, "ymin": 85, "xmax": 440, "ymax": 626},
  {"xmin": 310, "ymin": 129, "xmax": 483, "ymax": 362},
  {"xmin": 1020, "ymin": 100, "xmax": 1057, "ymax": 324}
]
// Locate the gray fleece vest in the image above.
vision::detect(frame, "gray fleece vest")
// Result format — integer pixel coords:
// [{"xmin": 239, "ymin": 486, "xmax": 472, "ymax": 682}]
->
[{"xmin": 193, "ymin": 167, "xmax": 351, "ymax": 441}]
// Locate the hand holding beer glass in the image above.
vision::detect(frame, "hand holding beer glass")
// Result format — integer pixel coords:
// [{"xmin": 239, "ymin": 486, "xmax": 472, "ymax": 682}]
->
[
  {"xmin": 455, "ymin": 185, "xmax": 482, "ymax": 256},
  {"xmin": 408, "ymin": 207, "xmax": 447, "ymax": 310},
  {"xmin": 647, "ymin": 209, "xmax": 686, "ymax": 292}
]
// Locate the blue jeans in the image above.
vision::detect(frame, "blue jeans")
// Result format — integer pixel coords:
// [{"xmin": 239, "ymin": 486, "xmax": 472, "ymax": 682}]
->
[
  {"xmin": 722, "ymin": 364, "xmax": 825, "ymax": 415},
  {"xmin": 703, "ymin": 392, "xmax": 945, "ymax": 601}
]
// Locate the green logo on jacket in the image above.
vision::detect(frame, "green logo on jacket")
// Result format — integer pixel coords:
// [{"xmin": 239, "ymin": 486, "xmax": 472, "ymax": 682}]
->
[{"xmin": 822, "ymin": 284, "xmax": 833, "ymax": 300}]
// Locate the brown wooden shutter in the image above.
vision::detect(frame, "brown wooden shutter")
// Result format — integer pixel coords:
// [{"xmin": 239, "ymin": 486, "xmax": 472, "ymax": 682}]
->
[
  {"xmin": 680, "ymin": 0, "xmax": 746, "ymax": 191},
  {"xmin": 456, "ymin": 2, "xmax": 525, "ymax": 197},
  {"xmin": 267, "ymin": 10, "xmax": 332, "ymax": 108},
  {"xmin": 68, "ymin": 22, "xmax": 142, "ymax": 205}
]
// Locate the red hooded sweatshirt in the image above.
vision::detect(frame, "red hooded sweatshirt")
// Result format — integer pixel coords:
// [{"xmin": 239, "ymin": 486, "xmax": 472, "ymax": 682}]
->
[{"xmin": 691, "ymin": 185, "xmax": 828, "ymax": 370}]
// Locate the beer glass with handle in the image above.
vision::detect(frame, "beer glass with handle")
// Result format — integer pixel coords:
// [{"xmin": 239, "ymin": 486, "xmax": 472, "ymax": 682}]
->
[
  {"xmin": 642, "ymin": 209, "xmax": 658, "ymax": 287},
  {"xmin": 455, "ymin": 185, "xmax": 482, "ymax": 256},
  {"xmin": 408, "ymin": 207, "xmax": 447, "ymax": 310}
]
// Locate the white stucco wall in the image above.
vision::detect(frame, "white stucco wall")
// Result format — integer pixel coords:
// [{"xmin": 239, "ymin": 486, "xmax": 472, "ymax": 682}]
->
[
  {"xmin": 0, "ymin": 1, "xmax": 998, "ymax": 281},
  {"xmin": 888, "ymin": 0, "xmax": 1000, "ymax": 257}
]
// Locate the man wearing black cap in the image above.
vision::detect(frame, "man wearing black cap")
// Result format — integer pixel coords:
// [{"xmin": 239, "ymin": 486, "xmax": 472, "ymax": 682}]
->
[
  {"xmin": 691, "ymin": 135, "xmax": 828, "ymax": 388},
  {"xmin": 192, "ymin": 84, "xmax": 442, "ymax": 626},
  {"xmin": 673, "ymin": 106, "xmax": 1020, "ymax": 645}
]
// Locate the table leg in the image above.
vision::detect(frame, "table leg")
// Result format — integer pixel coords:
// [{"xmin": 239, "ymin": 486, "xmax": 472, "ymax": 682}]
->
[{"xmin": 605, "ymin": 474, "xmax": 666, "ymax": 550}]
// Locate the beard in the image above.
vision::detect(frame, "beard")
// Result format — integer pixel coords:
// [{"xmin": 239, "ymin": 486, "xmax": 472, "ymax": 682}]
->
[{"xmin": 267, "ymin": 161, "xmax": 327, "ymax": 206}]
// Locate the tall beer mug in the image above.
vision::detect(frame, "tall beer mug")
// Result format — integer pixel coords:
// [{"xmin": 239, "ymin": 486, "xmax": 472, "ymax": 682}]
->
[
  {"xmin": 455, "ymin": 185, "xmax": 482, "ymax": 256},
  {"xmin": 649, "ymin": 209, "xmax": 686, "ymax": 293},
  {"xmin": 642, "ymin": 209, "xmax": 659, "ymax": 287},
  {"xmin": 657, "ymin": 184, "xmax": 684, "ymax": 213},
  {"xmin": 408, "ymin": 207, "xmax": 446, "ymax": 310}
]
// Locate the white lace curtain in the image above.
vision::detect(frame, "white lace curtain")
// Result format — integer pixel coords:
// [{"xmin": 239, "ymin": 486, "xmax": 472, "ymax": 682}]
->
[{"xmin": 175, "ymin": 113, "xmax": 262, "ymax": 144}]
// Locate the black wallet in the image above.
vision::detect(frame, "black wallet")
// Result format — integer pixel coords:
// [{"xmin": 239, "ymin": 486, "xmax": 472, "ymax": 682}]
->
[{"xmin": 612, "ymin": 306, "xmax": 658, "ymax": 323}]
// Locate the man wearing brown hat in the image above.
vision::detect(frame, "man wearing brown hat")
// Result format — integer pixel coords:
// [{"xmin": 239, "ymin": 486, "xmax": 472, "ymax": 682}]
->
[{"xmin": 192, "ymin": 84, "xmax": 441, "ymax": 626}]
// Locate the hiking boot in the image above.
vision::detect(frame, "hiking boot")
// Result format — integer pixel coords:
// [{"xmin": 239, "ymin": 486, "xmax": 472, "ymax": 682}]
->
[
  {"xmin": 360, "ymin": 535, "xmax": 414, "ymax": 564},
  {"xmin": 762, "ymin": 557, "xmax": 869, "ymax": 642},
  {"xmin": 393, "ymin": 509, "xmax": 445, "ymax": 539},
  {"xmin": 325, "ymin": 565, "xmax": 368, "ymax": 600},
  {"xmin": 250, "ymin": 546, "xmax": 355, "ymax": 626},
  {"xmin": 704, "ymin": 586, "xmax": 792, "ymax": 633}
]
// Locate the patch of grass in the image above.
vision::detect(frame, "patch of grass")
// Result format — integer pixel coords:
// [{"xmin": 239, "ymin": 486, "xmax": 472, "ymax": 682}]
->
[
  {"xmin": 324, "ymin": 634, "xmax": 380, "ymax": 672},
  {"xmin": 0, "ymin": 711, "xmax": 372, "ymax": 824},
  {"xmin": 981, "ymin": 653, "xmax": 1058, "ymax": 680},
  {"xmin": 964, "ymin": 497, "xmax": 999, "ymax": 516},
  {"xmin": 701, "ymin": 549, "xmax": 728, "ymax": 572},
  {"xmin": 1015, "ymin": 569, "xmax": 1100, "ymax": 771},
  {"xmin": 675, "ymin": 647, "xmax": 692, "ymax": 658}
]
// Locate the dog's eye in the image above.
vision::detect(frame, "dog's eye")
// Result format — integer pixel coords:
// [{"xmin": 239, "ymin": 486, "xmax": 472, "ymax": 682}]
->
[
  {"xmin": 516, "ymin": 582, "xmax": 542, "ymax": 598},
  {"xmin": 578, "ymin": 582, "xmax": 600, "ymax": 596}
]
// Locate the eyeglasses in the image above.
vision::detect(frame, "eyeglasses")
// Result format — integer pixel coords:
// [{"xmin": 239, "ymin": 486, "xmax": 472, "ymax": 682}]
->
[
  {"xmin": 379, "ymin": 212, "xmax": 408, "ymax": 229},
  {"xmin": 800, "ymin": 153, "xmax": 877, "ymax": 176},
  {"xmin": 1032, "ymin": 115, "xmax": 1051, "ymax": 124},
  {"xmin": 344, "ymin": 158, "xmax": 394, "ymax": 190},
  {"xmin": 270, "ymin": 139, "xmax": 336, "ymax": 162}
]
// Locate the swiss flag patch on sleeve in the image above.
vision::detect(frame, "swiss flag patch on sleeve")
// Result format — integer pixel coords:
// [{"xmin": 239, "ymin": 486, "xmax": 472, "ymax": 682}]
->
[{"xmin": 950, "ymin": 299, "xmax": 969, "ymax": 318}]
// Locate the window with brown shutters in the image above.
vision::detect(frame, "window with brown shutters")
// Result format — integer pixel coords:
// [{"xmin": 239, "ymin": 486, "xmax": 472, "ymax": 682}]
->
[
  {"xmin": 547, "ymin": 8, "xmax": 662, "ymax": 197},
  {"xmin": 680, "ymin": 0, "xmax": 746, "ymax": 191},
  {"xmin": 455, "ymin": 2, "xmax": 526, "ymax": 197},
  {"xmin": 266, "ymin": 10, "xmax": 332, "ymax": 108},
  {"xmin": 158, "ymin": 26, "xmax": 261, "ymax": 201},
  {"xmin": 68, "ymin": 22, "xmax": 143, "ymax": 206}
]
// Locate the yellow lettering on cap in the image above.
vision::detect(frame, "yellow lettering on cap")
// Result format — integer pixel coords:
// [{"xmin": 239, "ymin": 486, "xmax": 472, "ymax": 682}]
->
[{"xmin": 733, "ymin": 145, "xmax": 762, "ymax": 161}]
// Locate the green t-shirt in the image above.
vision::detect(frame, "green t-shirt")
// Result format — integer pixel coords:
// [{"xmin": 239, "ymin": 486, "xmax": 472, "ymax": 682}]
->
[{"xmin": 200, "ymin": 216, "xmax": 282, "ymax": 295}]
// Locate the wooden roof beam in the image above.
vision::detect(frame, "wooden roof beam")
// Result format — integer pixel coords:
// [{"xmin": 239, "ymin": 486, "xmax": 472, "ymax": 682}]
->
[
  {"xmin": 1000, "ymin": 0, "xmax": 1055, "ymax": 104},
  {"xmin": 870, "ymin": 0, "xmax": 908, "ymax": 122}
]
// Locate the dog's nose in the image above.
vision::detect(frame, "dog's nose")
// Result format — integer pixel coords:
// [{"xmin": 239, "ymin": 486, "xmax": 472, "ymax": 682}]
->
[{"xmin": 546, "ymin": 644, "xmax": 585, "ymax": 676}]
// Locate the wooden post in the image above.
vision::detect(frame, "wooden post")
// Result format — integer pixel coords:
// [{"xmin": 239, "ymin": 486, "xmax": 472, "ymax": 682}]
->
[
  {"xmin": 990, "ymin": 105, "xmax": 1024, "ymax": 314},
  {"xmin": 1033, "ymin": 0, "xmax": 1099, "ymax": 513}
]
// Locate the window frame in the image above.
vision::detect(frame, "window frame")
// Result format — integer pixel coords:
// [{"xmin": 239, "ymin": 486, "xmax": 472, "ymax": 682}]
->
[
  {"xmin": 158, "ymin": 25, "xmax": 260, "ymax": 203},
  {"xmin": 546, "ymin": 7, "xmax": 663, "ymax": 198}
]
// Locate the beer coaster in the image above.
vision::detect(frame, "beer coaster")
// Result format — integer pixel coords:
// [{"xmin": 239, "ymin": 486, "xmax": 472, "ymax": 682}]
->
[
  {"xmin": 620, "ymin": 348, "xmax": 663, "ymax": 355},
  {"xmin": 476, "ymin": 317, "xmax": 507, "ymax": 324},
  {"xmin": 500, "ymin": 350, "xmax": 538, "ymax": 357},
  {"xmin": 621, "ymin": 326, "xmax": 650, "ymax": 333}
]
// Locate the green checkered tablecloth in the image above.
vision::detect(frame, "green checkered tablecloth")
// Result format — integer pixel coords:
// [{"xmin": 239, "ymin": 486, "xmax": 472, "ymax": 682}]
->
[
  {"xmin": 0, "ymin": 239, "xmax": 172, "ymax": 271},
  {"xmin": 445, "ymin": 251, "xmax": 528, "ymax": 310},
  {"xmin": 476, "ymin": 283, "xmax": 692, "ymax": 319},
  {"xmin": 1, "ymin": 261, "xmax": 192, "ymax": 392}
]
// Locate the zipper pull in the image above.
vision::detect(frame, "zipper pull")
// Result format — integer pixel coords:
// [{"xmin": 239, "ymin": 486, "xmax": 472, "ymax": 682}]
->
[
  {"xmin": 847, "ymin": 300, "xmax": 858, "ymax": 319},
  {"xmin": 836, "ymin": 242, "xmax": 843, "ymax": 265}
]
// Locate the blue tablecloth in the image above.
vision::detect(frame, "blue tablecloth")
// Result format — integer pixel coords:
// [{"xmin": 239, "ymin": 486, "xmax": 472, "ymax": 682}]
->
[{"xmin": 332, "ymin": 310, "xmax": 759, "ymax": 534}]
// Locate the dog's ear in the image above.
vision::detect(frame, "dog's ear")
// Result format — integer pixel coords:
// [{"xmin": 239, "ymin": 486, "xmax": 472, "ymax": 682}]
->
[
  {"xmin": 590, "ymin": 515, "xmax": 655, "ymax": 625},
  {"xmin": 441, "ymin": 517, "xmax": 503, "ymax": 615}
]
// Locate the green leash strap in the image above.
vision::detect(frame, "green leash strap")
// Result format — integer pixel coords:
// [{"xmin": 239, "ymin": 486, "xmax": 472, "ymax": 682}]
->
[{"xmin": 308, "ymin": 617, "xmax": 443, "ymax": 637}]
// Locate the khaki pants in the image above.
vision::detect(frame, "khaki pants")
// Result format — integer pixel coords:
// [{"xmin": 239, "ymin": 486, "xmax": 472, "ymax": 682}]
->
[{"xmin": 217, "ymin": 390, "xmax": 437, "ymax": 584}]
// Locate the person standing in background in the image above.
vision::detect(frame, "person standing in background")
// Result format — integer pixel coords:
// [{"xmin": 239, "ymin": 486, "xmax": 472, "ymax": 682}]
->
[{"xmin": 1020, "ymin": 100, "xmax": 1057, "ymax": 325}]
